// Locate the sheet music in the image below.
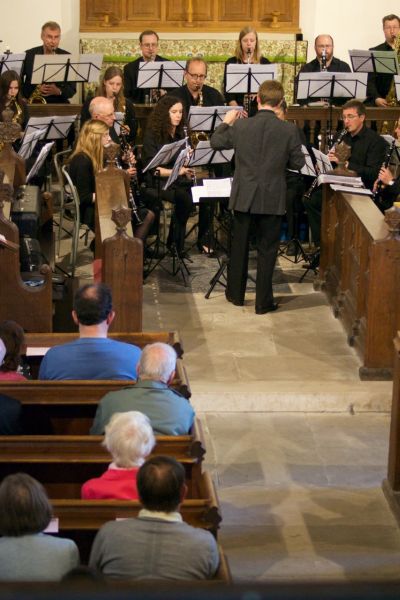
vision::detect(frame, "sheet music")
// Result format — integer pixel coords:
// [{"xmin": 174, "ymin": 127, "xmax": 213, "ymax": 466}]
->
[
  {"xmin": 142, "ymin": 138, "xmax": 187, "ymax": 172},
  {"xmin": 137, "ymin": 61, "xmax": 186, "ymax": 89},
  {"xmin": 0, "ymin": 52, "xmax": 25, "ymax": 76},
  {"xmin": 23, "ymin": 115, "xmax": 76, "ymax": 141},
  {"xmin": 349, "ymin": 49, "xmax": 399, "ymax": 74},
  {"xmin": 330, "ymin": 184, "xmax": 372, "ymax": 196},
  {"xmin": 395, "ymin": 75, "xmax": 400, "ymax": 102},
  {"xmin": 18, "ymin": 128, "xmax": 46, "ymax": 159},
  {"xmin": 297, "ymin": 72, "xmax": 368, "ymax": 101},
  {"xmin": 312, "ymin": 148, "xmax": 332, "ymax": 174},
  {"xmin": 188, "ymin": 106, "xmax": 244, "ymax": 132},
  {"xmin": 31, "ymin": 53, "xmax": 103, "ymax": 84},
  {"xmin": 187, "ymin": 140, "xmax": 234, "ymax": 166},
  {"xmin": 163, "ymin": 148, "xmax": 187, "ymax": 191},
  {"xmin": 225, "ymin": 63, "xmax": 277, "ymax": 94},
  {"xmin": 317, "ymin": 174, "xmax": 364, "ymax": 186},
  {"xmin": 203, "ymin": 178, "xmax": 232, "ymax": 196},
  {"xmin": 26, "ymin": 142, "xmax": 54, "ymax": 183}
]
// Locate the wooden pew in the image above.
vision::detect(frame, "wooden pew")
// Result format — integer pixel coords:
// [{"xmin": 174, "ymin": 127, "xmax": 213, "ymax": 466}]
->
[
  {"xmin": 0, "ymin": 420, "xmax": 206, "ymax": 497},
  {"xmin": 383, "ymin": 333, "xmax": 400, "ymax": 524},
  {"xmin": 318, "ymin": 186, "xmax": 400, "ymax": 380}
]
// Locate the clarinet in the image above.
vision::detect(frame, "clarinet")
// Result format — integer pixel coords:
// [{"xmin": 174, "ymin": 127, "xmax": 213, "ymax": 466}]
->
[
  {"xmin": 373, "ymin": 140, "xmax": 397, "ymax": 203},
  {"xmin": 303, "ymin": 128, "xmax": 347, "ymax": 200},
  {"xmin": 183, "ymin": 125, "xmax": 197, "ymax": 186},
  {"xmin": 243, "ymin": 48, "xmax": 252, "ymax": 115},
  {"xmin": 118, "ymin": 129, "xmax": 143, "ymax": 225}
]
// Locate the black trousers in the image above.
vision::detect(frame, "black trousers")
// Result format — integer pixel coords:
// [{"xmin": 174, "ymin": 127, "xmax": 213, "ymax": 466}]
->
[
  {"xmin": 227, "ymin": 211, "xmax": 282, "ymax": 309},
  {"xmin": 303, "ymin": 187, "xmax": 322, "ymax": 246}
]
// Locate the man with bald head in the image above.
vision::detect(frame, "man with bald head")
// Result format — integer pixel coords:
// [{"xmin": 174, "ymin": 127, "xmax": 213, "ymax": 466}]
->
[
  {"xmin": 296, "ymin": 34, "xmax": 351, "ymax": 105},
  {"xmin": 88, "ymin": 96, "xmax": 118, "ymax": 141}
]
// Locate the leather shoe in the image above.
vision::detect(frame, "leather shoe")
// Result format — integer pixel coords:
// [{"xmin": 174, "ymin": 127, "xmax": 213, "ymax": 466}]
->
[
  {"xmin": 225, "ymin": 290, "xmax": 244, "ymax": 306},
  {"xmin": 255, "ymin": 303, "xmax": 279, "ymax": 315}
]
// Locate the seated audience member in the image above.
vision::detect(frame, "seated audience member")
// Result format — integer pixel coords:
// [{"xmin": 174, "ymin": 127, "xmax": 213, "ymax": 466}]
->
[
  {"xmin": 82, "ymin": 411, "xmax": 155, "ymax": 499},
  {"xmin": 90, "ymin": 342, "xmax": 194, "ymax": 435},
  {"xmin": 89, "ymin": 456, "xmax": 219, "ymax": 580},
  {"xmin": 0, "ymin": 320, "xmax": 27, "ymax": 381},
  {"xmin": 39, "ymin": 283, "xmax": 141, "ymax": 380},
  {"xmin": 0, "ymin": 473, "xmax": 79, "ymax": 581},
  {"xmin": 0, "ymin": 338, "xmax": 23, "ymax": 435}
]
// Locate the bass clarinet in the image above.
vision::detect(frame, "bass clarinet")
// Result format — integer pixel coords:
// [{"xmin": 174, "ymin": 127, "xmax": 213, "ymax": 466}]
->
[{"xmin": 303, "ymin": 128, "xmax": 347, "ymax": 200}]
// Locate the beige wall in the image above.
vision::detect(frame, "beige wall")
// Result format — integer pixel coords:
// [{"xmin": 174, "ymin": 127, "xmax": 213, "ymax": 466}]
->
[{"xmin": 2, "ymin": 0, "xmax": 399, "ymax": 64}]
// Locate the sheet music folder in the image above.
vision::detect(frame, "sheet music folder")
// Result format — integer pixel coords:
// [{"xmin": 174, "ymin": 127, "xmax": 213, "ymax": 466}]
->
[
  {"xmin": 31, "ymin": 53, "xmax": 103, "ymax": 84},
  {"xmin": 297, "ymin": 72, "xmax": 368, "ymax": 101}
]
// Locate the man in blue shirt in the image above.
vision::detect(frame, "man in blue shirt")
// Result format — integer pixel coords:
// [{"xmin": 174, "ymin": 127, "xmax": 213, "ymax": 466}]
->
[{"xmin": 39, "ymin": 284, "xmax": 141, "ymax": 380}]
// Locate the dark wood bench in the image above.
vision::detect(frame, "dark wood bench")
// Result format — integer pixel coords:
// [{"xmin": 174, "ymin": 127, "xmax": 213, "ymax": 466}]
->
[{"xmin": 0, "ymin": 420, "xmax": 206, "ymax": 497}]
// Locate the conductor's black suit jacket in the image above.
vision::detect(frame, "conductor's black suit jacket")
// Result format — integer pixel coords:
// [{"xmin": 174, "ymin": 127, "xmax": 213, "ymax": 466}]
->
[{"xmin": 210, "ymin": 109, "xmax": 305, "ymax": 214}]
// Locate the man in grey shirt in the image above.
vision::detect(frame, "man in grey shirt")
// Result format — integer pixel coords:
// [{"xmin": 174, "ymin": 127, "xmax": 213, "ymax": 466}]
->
[
  {"xmin": 89, "ymin": 456, "xmax": 219, "ymax": 580},
  {"xmin": 90, "ymin": 342, "xmax": 194, "ymax": 435}
]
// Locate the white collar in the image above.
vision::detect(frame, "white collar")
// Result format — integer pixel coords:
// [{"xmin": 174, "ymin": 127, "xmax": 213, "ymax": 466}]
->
[{"xmin": 138, "ymin": 509, "xmax": 183, "ymax": 523}]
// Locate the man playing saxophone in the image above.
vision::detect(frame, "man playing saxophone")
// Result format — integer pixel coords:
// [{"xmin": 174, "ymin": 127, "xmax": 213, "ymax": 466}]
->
[
  {"xmin": 21, "ymin": 21, "xmax": 76, "ymax": 104},
  {"xmin": 367, "ymin": 14, "xmax": 400, "ymax": 106}
]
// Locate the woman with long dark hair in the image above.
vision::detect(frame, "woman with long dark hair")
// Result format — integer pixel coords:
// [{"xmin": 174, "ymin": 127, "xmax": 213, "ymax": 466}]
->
[{"xmin": 0, "ymin": 70, "xmax": 28, "ymax": 128}]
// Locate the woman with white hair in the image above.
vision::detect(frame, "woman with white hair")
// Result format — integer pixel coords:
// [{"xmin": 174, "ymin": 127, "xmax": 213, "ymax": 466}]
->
[{"xmin": 81, "ymin": 411, "xmax": 155, "ymax": 500}]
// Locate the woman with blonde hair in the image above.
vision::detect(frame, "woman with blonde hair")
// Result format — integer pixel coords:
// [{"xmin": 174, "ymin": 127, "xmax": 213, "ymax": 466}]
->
[
  {"xmin": 81, "ymin": 411, "xmax": 155, "ymax": 500},
  {"xmin": 68, "ymin": 119, "xmax": 110, "ymax": 232},
  {"xmin": 224, "ymin": 26, "xmax": 271, "ymax": 116}
]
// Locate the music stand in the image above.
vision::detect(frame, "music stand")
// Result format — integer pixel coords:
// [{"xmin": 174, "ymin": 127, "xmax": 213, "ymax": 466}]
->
[
  {"xmin": 18, "ymin": 128, "xmax": 46, "ymax": 160},
  {"xmin": 137, "ymin": 61, "xmax": 185, "ymax": 101},
  {"xmin": 188, "ymin": 105, "xmax": 243, "ymax": 134},
  {"xmin": 22, "ymin": 115, "xmax": 76, "ymax": 145},
  {"xmin": 225, "ymin": 63, "xmax": 277, "ymax": 96},
  {"xmin": 31, "ymin": 53, "xmax": 103, "ymax": 85},
  {"xmin": 395, "ymin": 75, "xmax": 400, "ymax": 101},
  {"xmin": 188, "ymin": 140, "xmax": 234, "ymax": 167},
  {"xmin": 349, "ymin": 49, "xmax": 399, "ymax": 76},
  {"xmin": 0, "ymin": 52, "xmax": 25, "ymax": 76}
]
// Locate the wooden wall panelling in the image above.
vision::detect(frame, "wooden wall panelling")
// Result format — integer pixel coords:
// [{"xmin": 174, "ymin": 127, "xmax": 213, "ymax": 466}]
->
[
  {"xmin": 258, "ymin": 0, "xmax": 298, "ymax": 26},
  {"xmin": 126, "ymin": 0, "xmax": 162, "ymax": 23},
  {"xmin": 81, "ymin": 0, "xmax": 123, "ymax": 26},
  {"xmin": 218, "ymin": 0, "xmax": 253, "ymax": 22}
]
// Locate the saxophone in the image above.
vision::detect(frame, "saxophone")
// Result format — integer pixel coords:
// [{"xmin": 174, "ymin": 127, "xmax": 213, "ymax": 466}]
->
[
  {"xmin": 385, "ymin": 32, "xmax": 400, "ymax": 106},
  {"xmin": 11, "ymin": 99, "xmax": 23, "ymax": 126},
  {"xmin": 28, "ymin": 85, "xmax": 47, "ymax": 104},
  {"xmin": 190, "ymin": 88, "xmax": 208, "ymax": 147}
]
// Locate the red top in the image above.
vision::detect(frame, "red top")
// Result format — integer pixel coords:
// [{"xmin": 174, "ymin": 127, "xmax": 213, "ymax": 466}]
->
[
  {"xmin": 81, "ymin": 467, "xmax": 140, "ymax": 500},
  {"xmin": 0, "ymin": 371, "xmax": 27, "ymax": 381}
]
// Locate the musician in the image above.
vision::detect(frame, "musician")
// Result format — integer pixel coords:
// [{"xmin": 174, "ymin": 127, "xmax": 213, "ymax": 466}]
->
[
  {"xmin": 305, "ymin": 100, "xmax": 388, "ymax": 247},
  {"xmin": 373, "ymin": 119, "xmax": 400, "ymax": 209},
  {"xmin": 169, "ymin": 58, "xmax": 226, "ymax": 254},
  {"xmin": 81, "ymin": 66, "xmax": 136, "ymax": 144},
  {"xmin": 21, "ymin": 21, "xmax": 76, "ymax": 103},
  {"xmin": 169, "ymin": 58, "xmax": 225, "ymax": 118},
  {"xmin": 211, "ymin": 80, "xmax": 305, "ymax": 314},
  {"xmin": 367, "ymin": 14, "xmax": 400, "ymax": 106},
  {"xmin": 142, "ymin": 95, "xmax": 194, "ymax": 256},
  {"xmin": 224, "ymin": 26, "xmax": 270, "ymax": 117},
  {"xmin": 0, "ymin": 70, "xmax": 28, "ymax": 129},
  {"xmin": 123, "ymin": 30, "xmax": 167, "ymax": 104},
  {"xmin": 296, "ymin": 35, "xmax": 351, "ymax": 106}
]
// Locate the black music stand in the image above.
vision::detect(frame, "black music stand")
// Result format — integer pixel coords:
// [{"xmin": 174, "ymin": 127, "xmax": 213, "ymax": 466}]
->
[
  {"xmin": 0, "ymin": 52, "xmax": 25, "ymax": 76},
  {"xmin": 137, "ymin": 61, "xmax": 185, "ymax": 103},
  {"xmin": 31, "ymin": 53, "xmax": 103, "ymax": 86},
  {"xmin": 349, "ymin": 49, "xmax": 399, "ymax": 77},
  {"xmin": 225, "ymin": 63, "xmax": 277, "ymax": 96}
]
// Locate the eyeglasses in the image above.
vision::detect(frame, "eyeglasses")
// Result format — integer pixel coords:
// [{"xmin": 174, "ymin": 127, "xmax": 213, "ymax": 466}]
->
[
  {"xmin": 384, "ymin": 25, "xmax": 400, "ymax": 30},
  {"xmin": 187, "ymin": 73, "xmax": 206, "ymax": 80},
  {"xmin": 141, "ymin": 43, "xmax": 158, "ymax": 48}
]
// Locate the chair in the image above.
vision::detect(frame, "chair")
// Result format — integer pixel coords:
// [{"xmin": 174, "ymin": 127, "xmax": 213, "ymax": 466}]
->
[
  {"xmin": 53, "ymin": 150, "xmax": 72, "ymax": 257},
  {"xmin": 60, "ymin": 164, "xmax": 89, "ymax": 277}
]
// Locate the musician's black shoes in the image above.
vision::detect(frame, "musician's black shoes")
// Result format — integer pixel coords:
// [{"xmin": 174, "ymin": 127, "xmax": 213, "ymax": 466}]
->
[
  {"xmin": 225, "ymin": 290, "xmax": 244, "ymax": 306},
  {"xmin": 255, "ymin": 303, "xmax": 279, "ymax": 315}
]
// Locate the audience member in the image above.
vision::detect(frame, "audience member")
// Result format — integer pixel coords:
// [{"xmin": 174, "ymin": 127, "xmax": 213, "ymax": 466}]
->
[
  {"xmin": 0, "ymin": 473, "xmax": 79, "ymax": 581},
  {"xmin": 39, "ymin": 283, "xmax": 141, "ymax": 380},
  {"xmin": 82, "ymin": 411, "xmax": 155, "ymax": 499},
  {"xmin": 0, "ymin": 338, "xmax": 24, "ymax": 435},
  {"xmin": 90, "ymin": 342, "xmax": 194, "ymax": 435},
  {"xmin": 0, "ymin": 319, "xmax": 27, "ymax": 381},
  {"xmin": 89, "ymin": 456, "xmax": 219, "ymax": 580}
]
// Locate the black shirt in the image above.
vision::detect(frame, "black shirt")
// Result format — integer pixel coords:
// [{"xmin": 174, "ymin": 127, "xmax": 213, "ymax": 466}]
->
[
  {"xmin": 296, "ymin": 57, "xmax": 352, "ymax": 105},
  {"xmin": 366, "ymin": 41, "xmax": 394, "ymax": 104},
  {"xmin": 22, "ymin": 45, "xmax": 76, "ymax": 103},
  {"xmin": 168, "ymin": 84, "xmax": 225, "ymax": 120},
  {"xmin": 342, "ymin": 125, "xmax": 388, "ymax": 189},
  {"xmin": 123, "ymin": 55, "xmax": 168, "ymax": 103}
]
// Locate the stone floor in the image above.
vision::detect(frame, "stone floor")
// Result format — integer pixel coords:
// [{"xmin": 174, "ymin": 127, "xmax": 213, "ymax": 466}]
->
[{"xmin": 61, "ymin": 227, "xmax": 400, "ymax": 583}]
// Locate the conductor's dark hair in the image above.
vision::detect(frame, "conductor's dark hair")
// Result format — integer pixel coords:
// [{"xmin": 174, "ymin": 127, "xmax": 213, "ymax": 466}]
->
[
  {"xmin": 342, "ymin": 99, "xmax": 366, "ymax": 116},
  {"xmin": 73, "ymin": 283, "xmax": 113, "ymax": 326},
  {"xmin": 137, "ymin": 456, "xmax": 185, "ymax": 512},
  {"xmin": 258, "ymin": 80, "xmax": 284, "ymax": 107},
  {"xmin": 0, "ymin": 473, "xmax": 52, "ymax": 536}
]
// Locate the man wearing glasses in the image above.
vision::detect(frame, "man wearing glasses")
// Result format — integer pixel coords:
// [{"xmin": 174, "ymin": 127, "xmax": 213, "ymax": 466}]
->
[
  {"xmin": 367, "ymin": 14, "xmax": 400, "ymax": 106},
  {"xmin": 124, "ymin": 30, "xmax": 167, "ymax": 103},
  {"xmin": 170, "ymin": 58, "xmax": 225, "ymax": 118}
]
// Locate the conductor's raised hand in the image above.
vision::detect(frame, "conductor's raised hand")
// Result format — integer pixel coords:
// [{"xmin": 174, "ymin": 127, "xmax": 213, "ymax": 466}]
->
[{"xmin": 223, "ymin": 109, "xmax": 241, "ymax": 125}]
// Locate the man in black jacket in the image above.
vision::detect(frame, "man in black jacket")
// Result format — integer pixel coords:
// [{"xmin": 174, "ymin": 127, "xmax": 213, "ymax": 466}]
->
[
  {"xmin": 367, "ymin": 13, "xmax": 400, "ymax": 106},
  {"xmin": 21, "ymin": 21, "xmax": 76, "ymax": 103},
  {"xmin": 123, "ymin": 30, "xmax": 168, "ymax": 104},
  {"xmin": 211, "ymin": 80, "xmax": 305, "ymax": 314}
]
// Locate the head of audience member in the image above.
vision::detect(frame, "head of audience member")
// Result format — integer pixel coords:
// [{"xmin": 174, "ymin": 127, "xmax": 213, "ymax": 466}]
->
[
  {"xmin": 0, "ymin": 473, "xmax": 52, "ymax": 537},
  {"xmin": 314, "ymin": 34, "xmax": 334, "ymax": 66},
  {"xmin": 382, "ymin": 14, "xmax": 400, "ymax": 47},
  {"xmin": 89, "ymin": 96, "xmax": 116, "ymax": 129},
  {"xmin": 70, "ymin": 119, "xmax": 110, "ymax": 173},
  {"xmin": 342, "ymin": 99, "xmax": 366, "ymax": 137},
  {"xmin": 137, "ymin": 456, "xmax": 187, "ymax": 513},
  {"xmin": 104, "ymin": 411, "xmax": 155, "ymax": 469},
  {"xmin": 235, "ymin": 26, "xmax": 261, "ymax": 63},
  {"xmin": 0, "ymin": 320, "xmax": 26, "ymax": 374},
  {"xmin": 137, "ymin": 342, "xmax": 177, "ymax": 386},
  {"xmin": 184, "ymin": 58, "xmax": 207, "ymax": 96},
  {"xmin": 0, "ymin": 70, "xmax": 23, "ymax": 107},
  {"xmin": 72, "ymin": 283, "xmax": 115, "ymax": 337},
  {"xmin": 40, "ymin": 21, "xmax": 61, "ymax": 55},
  {"xmin": 257, "ymin": 80, "xmax": 284, "ymax": 111},
  {"xmin": 97, "ymin": 66, "xmax": 125, "ymax": 112},
  {"xmin": 139, "ymin": 30, "xmax": 160, "ymax": 61},
  {"xmin": 148, "ymin": 95, "xmax": 185, "ymax": 144}
]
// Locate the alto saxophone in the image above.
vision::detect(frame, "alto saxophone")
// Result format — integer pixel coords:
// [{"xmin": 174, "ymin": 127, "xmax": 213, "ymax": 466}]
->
[
  {"xmin": 28, "ymin": 48, "xmax": 57, "ymax": 104},
  {"xmin": 190, "ymin": 88, "xmax": 208, "ymax": 147},
  {"xmin": 385, "ymin": 32, "xmax": 400, "ymax": 107}
]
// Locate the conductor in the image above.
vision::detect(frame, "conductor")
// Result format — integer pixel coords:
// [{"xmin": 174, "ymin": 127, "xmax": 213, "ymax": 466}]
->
[{"xmin": 210, "ymin": 80, "xmax": 304, "ymax": 314}]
